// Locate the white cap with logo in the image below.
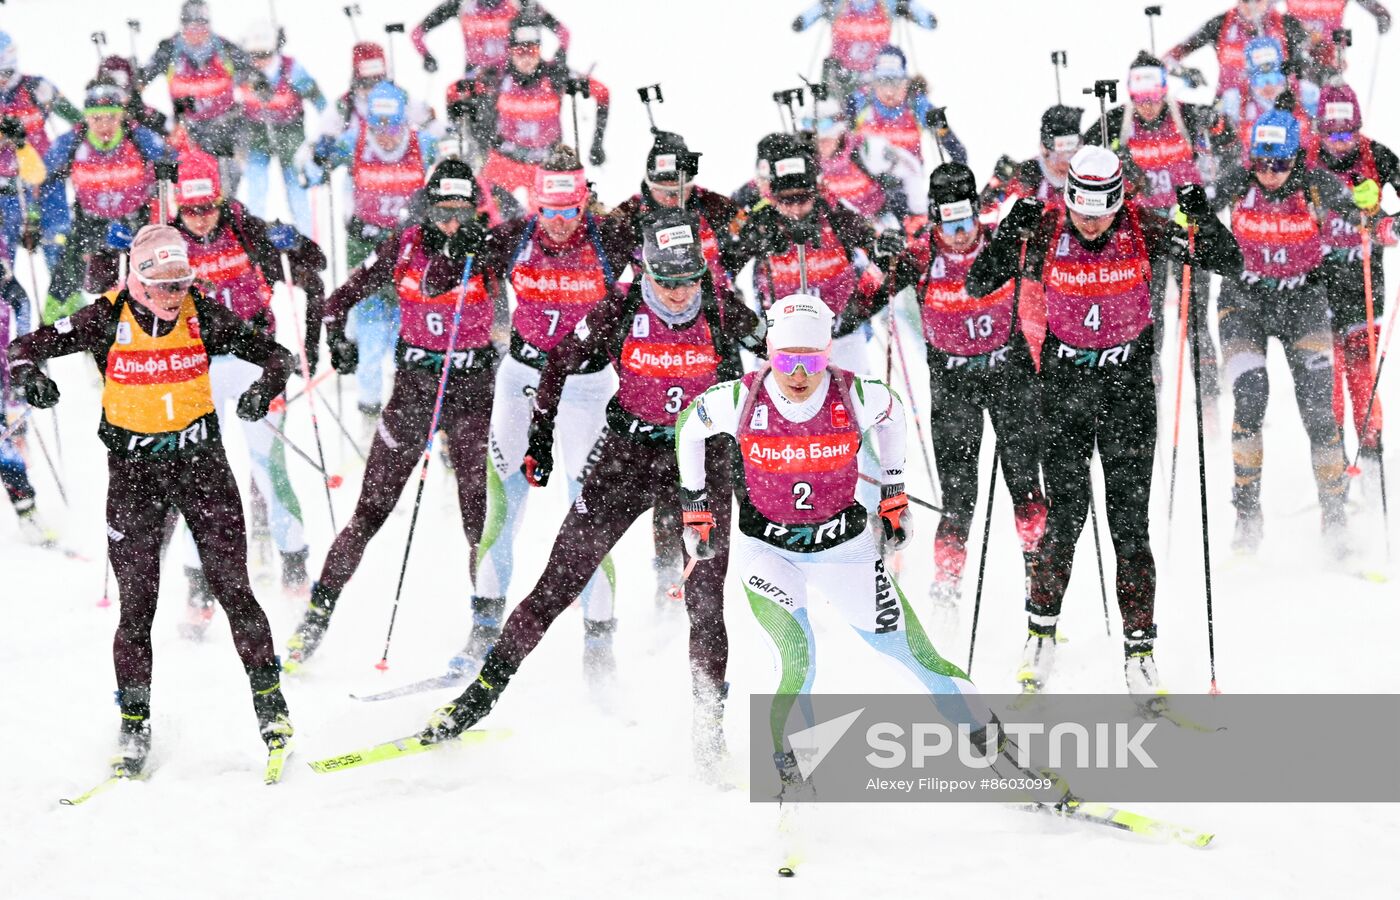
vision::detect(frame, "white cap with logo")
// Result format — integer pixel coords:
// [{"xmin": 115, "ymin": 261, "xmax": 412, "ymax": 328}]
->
[{"xmin": 766, "ymin": 294, "xmax": 835, "ymax": 351}]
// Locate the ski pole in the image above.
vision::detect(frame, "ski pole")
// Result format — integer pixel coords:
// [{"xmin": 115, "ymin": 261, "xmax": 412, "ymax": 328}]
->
[
  {"xmin": 13, "ymin": 182, "xmax": 63, "ymax": 471},
  {"xmin": 858, "ymin": 472, "xmax": 941, "ymax": 512},
  {"xmin": 322, "ymin": 165, "xmax": 345, "ymax": 454},
  {"xmin": 384, "ymin": 23, "xmax": 405, "ymax": 81},
  {"xmin": 965, "ymin": 444, "xmax": 1000, "ymax": 678},
  {"xmin": 312, "ymin": 386, "xmax": 368, "ymax": 461},
  {"xmin": 925, "ymin": 106, "xmax": 949, "ymax": 166},
  {"xmin": 89, "ymin": 31, "xmax": 106, "ymax": 66},
  {"xmin": 278, "ymin": 251, "xmax": 338, "ymax": 532},
  {"xmin": 1185, "ymin": 230, "xmax": 1219, "ymax": 693},
  {"xmin": 342, "ymin": 4, "xmax": 361, "ymax": 40},
  {"xmin": 1347, "ymin": 288, "xmax": 1396, "ymax": 560},
  {"xmin": 1166, "ymin": 248, "xmax": 1195, "ymax": 556},
  {"xmin": 98, "ymin": 551, "xmax": 111, "ymax": 608},
  {"xmin": 261, "ymin": 418, "xmax": 343, "ymax": 484},
  {"xmin": 1084, "ymin": 79, "xmax": 1118, "ymax": 148},
  {"xmin": 565, "ymin": 76, "xmax": 590, "ymax": 155},
  {"xmin": 637, "ymin": 84, "xmax": 663, "ymax": 133},
  {"xmin": 377, "ymin": 253, "xmax": 476, "ymax": 671},
  {"xmin": 1334, "ymin": 28, "xmax": 1353, "ymax": 75},
  {"xmin": 1086, "ymin": 466, "xmax": 1112, "ymax": 637},
  {"xmin": 126, "ymin": 18, "xmax": 141, "ymax": 68},
  {"xmin": 29, "ymin": 416, "xmax": 67, "ymax": 507},
  {"xmin": 1346, "ymin": 217, "xmax": 1392, "ymax": 558},
  {"xmin": 888, "ymin": 297, "xmax": 941, "ymax": 505},
  {"xmin": 968, "ymin": 234, "xmax": 1033, "ymax": 673},
  {"xmin": 1145, "ymin": 6, "xmax": 1161, "ymax": 56},
  {"xmin": 1347, "ymin": 283, "xmax": 1397, "ymax": 471},
  {"xmin": 1050, "ymin": 52, "xmax": 1068, "ymax": 106},
  {"xmin": 269, "ymin": 367, "xmax": 335, "ymax": 414},
  {"xmin": 1361, "ymin": 215, "xmax": 1379, "ymax": 402}
]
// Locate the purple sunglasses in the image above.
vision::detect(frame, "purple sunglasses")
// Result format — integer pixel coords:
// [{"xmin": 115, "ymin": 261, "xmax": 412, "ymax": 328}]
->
[{"xmin": 771, "ymin": 350, "xmax": 830, "ymax": 376}]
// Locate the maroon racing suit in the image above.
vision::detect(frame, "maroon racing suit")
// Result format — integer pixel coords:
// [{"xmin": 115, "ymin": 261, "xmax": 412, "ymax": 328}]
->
[
  {"xmin": 6, "ymin": 287, "xmax": 294, "ymax": 714},
  {"xmin": 482, "ymin": 273, "xmax": 763, "ymax": 695},
  {"xmin": 838, "ymin": 223, "xmax": 1047, "ymax": 598},
  {"xmin": 967, "ymin": 200, "xmax": 1242, "ymax": 659},
  {"xmin": 315, "ymin": 223, "xmax": 499, "ymax": 600}
]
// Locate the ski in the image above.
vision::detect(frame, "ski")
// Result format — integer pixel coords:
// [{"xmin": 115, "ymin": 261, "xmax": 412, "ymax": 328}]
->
[
  {"xmin": 264, "ymin": 743, "xmax": 293, "ymax": 785},
  {"xmin": 1138, "ymin": 697, "xmax": 1225, "ymax": 733},
  {"xmin": 59, "ymin": 767, "xmax": 146, "ymax": 806},
  {"xmin": 307, "ymin": 728, "xmax": 508, "ymax": 773},
  {"xmin": 349, "ymin": 672, "xmax": 470, "ymax": 702},
  {"xmin": 1022, "ymin": 797, "xmax": 1214, "ymax": 848}
]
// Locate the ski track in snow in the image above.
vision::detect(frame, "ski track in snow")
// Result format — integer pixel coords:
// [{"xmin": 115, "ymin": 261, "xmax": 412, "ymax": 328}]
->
[{"xmin": 2, "ymin": 1, "xmax": 1397, "ymax": 897}]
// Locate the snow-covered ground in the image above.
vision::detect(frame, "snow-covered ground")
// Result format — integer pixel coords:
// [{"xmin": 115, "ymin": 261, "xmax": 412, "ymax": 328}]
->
[{"xmin": 2, "ymin": 1, "xmax": 1397, "ymax": 897}]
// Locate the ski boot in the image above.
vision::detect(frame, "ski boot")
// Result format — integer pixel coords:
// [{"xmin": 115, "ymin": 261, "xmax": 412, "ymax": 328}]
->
[
  {"xmin": 281, "ymin": 548, "xmax": 310, "ymax": 598},
  {"xmin": 113, "ymin": 686, "xmax": 152, "ymax": 776},
  {"xmin": 1016, "ymin": 616, "xmax": 1058, "ymax": 693},
  {"xmin": 692, "ymin": 678, "xmax": 730, "ymax": 780},
  {"xmin": 179, "ymin": 566, "xmax": 217, "ymax": 641},
  {"xmin": 447, "ymin": 595, "xmax": 505, "ymax": 678},
  {"xmin": 422, "ymin": 659, "xmax": 508, "ymax": 743},
  {"xmin": 1231, "ymin": 509, "xmax": 1263, "ymax": 556},
  {"xmin": 583, "ymin": 618, "xmax": 618, "ymax": 698},
  {"xmin": 250, "ymin": 663, "xmax": 294, "ymax": 751},
  {"xmin": 284, "ymin": 582, "xmax": 339, "ymax": 672},
  {"xmin": 14, "ymin": 501, "xmax": 57, "ymax": 547},
  {"xmin": 774, "ymin": 749, "xmax": 817, "ymax": 803},
  {"xmin": 1124, "ymin": 626, "xmax": 1166, "ymax": 713}
]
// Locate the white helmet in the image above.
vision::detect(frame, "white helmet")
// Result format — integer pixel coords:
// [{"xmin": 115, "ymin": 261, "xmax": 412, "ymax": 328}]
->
[
  {"xmin": 1065, "ymin": 145, "xmax": 1124, "ymax": 217},
  {"xmin": 243, "ymin": 20, "xmax": 280, "ymax": 55}
]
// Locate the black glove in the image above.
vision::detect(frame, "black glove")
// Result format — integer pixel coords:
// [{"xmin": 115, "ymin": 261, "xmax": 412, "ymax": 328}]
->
[
  {"xmin": 328, "ymin": 329, "xmax": 358, "ymax": 374},
  {"xmin": 423, "ymin": 52, "xmax": 439, "ymax": 73},
  {"xmin": 741, "ymin": 205, "xmax": 791, "ymax": 258},
  {"xmin": 1176, "ymin": 184, "xmax": 1212, "ymax": 224},
  {"xmin": 1379, "ymin": 9, "xmax": 1392, "ymax": 33},
  {"xmin": 589, "ymin": 129, "xmax": 606, "ymax": 167},
  {"xmin": 895, "ymin": 1, "xmax": 912, "ymax": 18},
  {"xmin": 521, "ymin": 415, "xmax": 554, "ymax": 487},
  {"xmin": 787, "ymin": 213, "xmax": 821, "ymax": 246},
  {"xmin": 1001, "ymin": 198, "xmax": 1044, "ymax": 236},
  {"xmin": 873, "ymin": 229, "xmax": 905, "ymax": 263},
  {"xmin": 19, "ymin": 221, "xmax": 41, "ymax": 252},
  {"xmin": 0, "ymin": 115, "xmax": 26, "ymax": 146},
  {"xmin": 1176, "ymin": 66, "xmax": 1206, "ymax": 89},
  {"xmin": 791, "ymin": 15, "xmax": 805, "ymax": 32},
  {"xmin": 447, "ymin": 215, "xmax": 487, "ymax": 257},
  {"xmin": 13, "ymin": 365, "xmax": 59, "ymax": 409},
  {"xmin": 237, "ymin": 384, "xmax": 275, "ymax": 422}
]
